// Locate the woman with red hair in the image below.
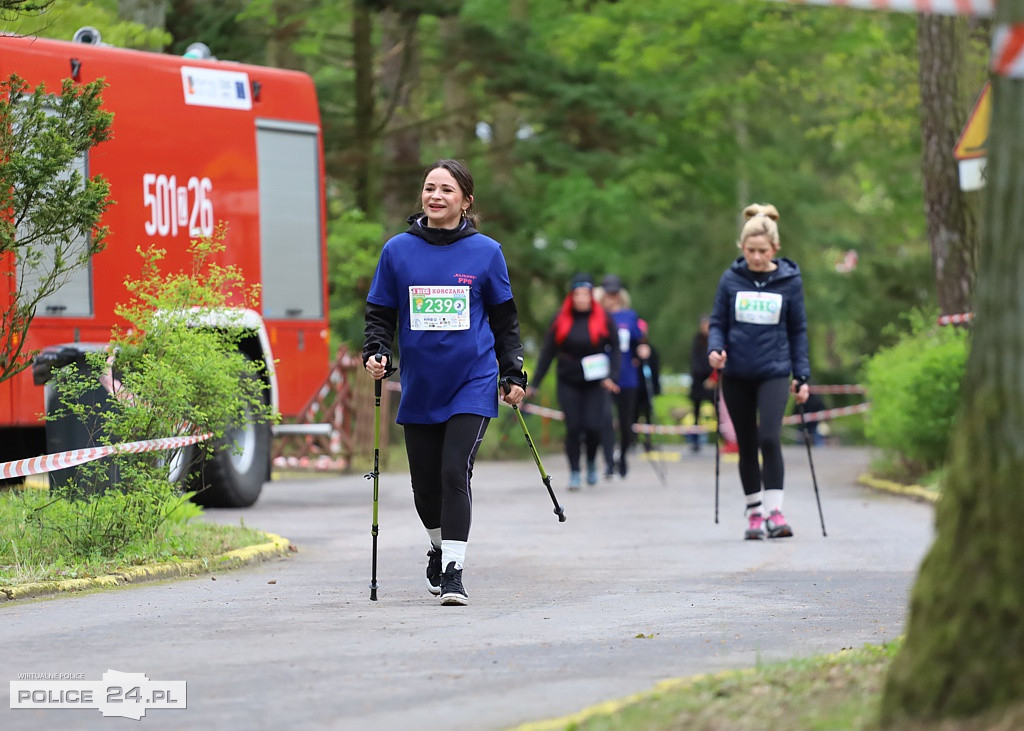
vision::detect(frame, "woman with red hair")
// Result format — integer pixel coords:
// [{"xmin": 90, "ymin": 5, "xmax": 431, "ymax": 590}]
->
[{"xmin": 529, "ymin": 273, "xmax": 620, "ymax": 490}]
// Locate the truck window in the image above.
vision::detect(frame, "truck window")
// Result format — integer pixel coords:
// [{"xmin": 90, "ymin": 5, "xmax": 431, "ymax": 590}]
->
[
  {"xmin": 16, "ymin": 147, "xmax": 94, "ymax": 318},
  {"xmin": 256, "ymin": 119, "xmax": 323, "ymax": 320}
]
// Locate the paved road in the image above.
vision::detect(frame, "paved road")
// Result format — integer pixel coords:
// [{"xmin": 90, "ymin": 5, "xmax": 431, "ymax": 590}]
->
[{"xmin": 1, "ymin": 445, "xmax": 933, "ymax": 730}]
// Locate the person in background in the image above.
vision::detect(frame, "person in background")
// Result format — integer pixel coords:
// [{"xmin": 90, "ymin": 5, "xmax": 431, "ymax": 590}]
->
[
  {"xmin": 363, "ymin": 159, "xmax": 527, "ymax": 606},
  {"xmin": 708, "ymin": 203, "xmax": 810, "ymax": 541},
  {"xmin": 597, "ymin": 274, "xmax": 650, "ymax": 479},
  {"xmin": 797, "ymin": 389, "xmax": 828, "ymax": 447},
  {"xmin": 529, "ymin": 273, "xmax": 620, "ymax": 490},
  {"xmin": 635, "ymin": 318, "xmax": 661, "ymax": 452},
  {"xmin": 689, "ymin": 314, "xmax": 715, "ymax": 453}
]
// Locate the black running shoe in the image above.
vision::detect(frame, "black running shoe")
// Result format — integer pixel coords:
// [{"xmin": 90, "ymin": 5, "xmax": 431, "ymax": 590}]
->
[
  {"xmin": 425, "ymin": 546, "xmax": 442, "ymax": 596},
  {"xmin": 439, "ymin": 561, "xmax": 468, "ymax": 606}
]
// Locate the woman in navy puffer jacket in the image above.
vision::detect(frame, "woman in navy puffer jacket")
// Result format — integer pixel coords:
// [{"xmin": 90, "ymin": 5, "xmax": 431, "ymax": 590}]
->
[{"xmin": 707, "ymin": 204, "xmax": 810, "ymax": 541}]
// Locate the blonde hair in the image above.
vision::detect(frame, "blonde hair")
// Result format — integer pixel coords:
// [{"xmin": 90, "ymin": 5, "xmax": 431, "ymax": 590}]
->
[
  {"xmin": 595, "ymin": 286, "xmax": 632, "ymax": 310},
  {"xmin": 738, "ymin": 203, "xmax": 780, "ymax": 249}
]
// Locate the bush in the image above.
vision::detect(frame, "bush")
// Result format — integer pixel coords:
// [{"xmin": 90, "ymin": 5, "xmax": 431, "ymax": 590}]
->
[
  {"xmin": 861, "ymin": 309, "xmax": 968, "ymax": 475},
  {"xmin": 35, "ymin": 229, "xmax": 275, "ymax": 559}
]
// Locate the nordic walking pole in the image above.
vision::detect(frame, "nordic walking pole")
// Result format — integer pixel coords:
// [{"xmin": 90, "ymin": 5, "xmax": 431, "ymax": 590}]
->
[
  {"xmin": 513, "ymin": 405, "xmax": 566, "ymax": 522},
  {"xmin": 503, "ymin": 381, "xmax": 565, "ymax": 522},
  {"xmin": 640, "ymin": 361, "xmax": 667, "ymax": 486},
  {"xmin": 365, "ymin": 354, "xmax": 385, "ymax": 600},
  {"xmin": 713, "ymin": 370, "xmax": 720, "ymax": 524},
  {"xmin": 796, "ymin": 400, "xmax": 827, "ymax": 537}
]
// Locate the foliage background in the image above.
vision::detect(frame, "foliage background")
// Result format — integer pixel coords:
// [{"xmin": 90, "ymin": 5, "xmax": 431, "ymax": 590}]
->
[{"xmin": 9, "ymin": 0, "xmax": 988, "ymax": 391}]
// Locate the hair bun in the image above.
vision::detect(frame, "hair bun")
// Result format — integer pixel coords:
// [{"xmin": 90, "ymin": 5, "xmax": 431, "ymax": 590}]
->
[{"xmin": 743, "ymin": 203, "xmax": 780, "ymax": 222}]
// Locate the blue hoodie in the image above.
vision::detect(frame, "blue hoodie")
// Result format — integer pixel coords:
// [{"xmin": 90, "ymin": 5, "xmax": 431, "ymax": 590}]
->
[{"xmin": 707, "ymin": 256, "xmax": 810, "ymax": 383}]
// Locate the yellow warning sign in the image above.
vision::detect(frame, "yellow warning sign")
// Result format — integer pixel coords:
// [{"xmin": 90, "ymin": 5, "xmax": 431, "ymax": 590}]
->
[{"xmin": 953, "ymin": 83, "xmax": 991, "ymax": 161}]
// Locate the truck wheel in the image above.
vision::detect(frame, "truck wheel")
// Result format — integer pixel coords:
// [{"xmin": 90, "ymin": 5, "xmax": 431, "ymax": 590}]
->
[
  {"xmin": 163, "ymin": 445, "xmax": 194, "ymax": 486},
  {"xmin": 189, "ymin": 382, "xmax": 270, "ymax": 508}
]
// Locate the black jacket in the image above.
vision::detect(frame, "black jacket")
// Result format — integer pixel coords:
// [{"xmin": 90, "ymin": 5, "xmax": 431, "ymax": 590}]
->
[
  {"xmin": 707, "ymin": 256, "xmax": 810, "ymax": 383},
  {"xmin": 533, "ymin": 310, "xmax": 620, "ymax": 387}
]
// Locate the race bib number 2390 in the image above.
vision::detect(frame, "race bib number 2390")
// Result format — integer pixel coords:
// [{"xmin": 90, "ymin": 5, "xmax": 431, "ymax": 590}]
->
[{"xmin": 409, "ymin": 286, "xmax": 471, "ymax": 330}]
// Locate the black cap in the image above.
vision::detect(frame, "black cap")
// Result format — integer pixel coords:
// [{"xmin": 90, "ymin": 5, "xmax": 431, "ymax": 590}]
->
[
  {"xmin": 569, "ymin": 272, "xmax": 594, "ymax": 289},
  {"xmin": 601, "ymin": 274, "xmax": 622, "ymax": 294}
]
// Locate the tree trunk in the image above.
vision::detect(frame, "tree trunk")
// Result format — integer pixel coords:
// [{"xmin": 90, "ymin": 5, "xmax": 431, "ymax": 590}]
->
[
  {"xmin": 916, "ymin": 13, "xmax": 976, "ymax": 316},
  {"xmin": 118, "ymin": 0, "xmax": 166, "ymax": 28},
  {"xmin": 378, "ymin": 8, "xmax": 421, "ymax": 231},
  {"xmin": 352, "ymin": 1, "xmax": 375, "ymax": 216},
  {"xmin": 263, "ymin": 0, "xmax": 305, "ymax": 70},
  {"xmin": 440, "ymin": 16, "xmax": 474, "ymax": 150},
  {"xmin": 489, "ymin": 0, "xmax": 528, "ymax": 196},
  {"xmin": 880, "ymin": 6, "xmax": 1024, "ymax": 725}
]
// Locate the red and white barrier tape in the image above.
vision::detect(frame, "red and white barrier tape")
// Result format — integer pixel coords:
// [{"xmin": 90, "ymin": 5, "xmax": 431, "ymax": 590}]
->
[
  {"xmin": 938, "ymin": 312, "xmax": 974, "ymax": 325},
  {"xmin": 781, "ymin": 401, "xmax": 872, "ymax": 425},
  {"xmin": 0, "ymin": 433, "xmax": 212, "ymax": 480},
  {"xmin": 993, "ymin": 23, "xmax": 1024, "ymax": 78},
  {"xmin": 809, "ymin": 384, "xmax": 866, "ymax": 394},
  {"xmin": 518, "ymin": 403, "xmax": 564, "ymax": 421},
  {"xmin": 272, "ymin": 454, "xmax": 348, "ymax": 471},
  {"xmin": 763, "ymin": 0, "xmax": 993, "ymax": 16},
  {"xmin": 381, "ymin": 379, "xmax": 869, "ymax": 432},
  {"xmin": 628, "ymin": 402, "xmax": 872, "ymax": 435}
]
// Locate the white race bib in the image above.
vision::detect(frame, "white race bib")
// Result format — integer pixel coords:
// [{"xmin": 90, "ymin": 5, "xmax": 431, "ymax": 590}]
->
[
  {"xmin": 580, "ymin": 353, "xmax": 611, "ymax": 381},
  {"xmin": 409, "ymin": 286, "xmax": 470, "ymax": 330},
  {"xmin": 617, "ymin": 326, "xmax": 630, "ymax": 353},
  {"xmin": 735, "ymin": 291, "xmax": 782, "ymax": 325}
]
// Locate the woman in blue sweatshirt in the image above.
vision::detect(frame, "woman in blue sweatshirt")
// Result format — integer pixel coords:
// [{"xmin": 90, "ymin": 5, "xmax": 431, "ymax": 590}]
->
[
  {"xmin": 707, "ymin": 204, "xmax": 810, "ymax": 541},
  {"xmin": 363, "ymin": 160, "xmax": 527, "ymax": 606}
]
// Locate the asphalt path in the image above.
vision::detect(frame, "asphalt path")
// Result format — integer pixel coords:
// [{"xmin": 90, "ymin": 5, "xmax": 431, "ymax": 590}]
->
[{"xmin": 1, "ymin": 443, "xmax": 934, "ymax": 730}]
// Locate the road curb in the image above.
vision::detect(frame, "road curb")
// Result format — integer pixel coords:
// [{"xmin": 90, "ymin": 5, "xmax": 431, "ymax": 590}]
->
[
  {"xmin": 0, "ymin": 532, "xmax": 292, "ymax": 603},
  {"xmin": 856, "ymin": 474, "xmax": 939, "ymax": 504}
]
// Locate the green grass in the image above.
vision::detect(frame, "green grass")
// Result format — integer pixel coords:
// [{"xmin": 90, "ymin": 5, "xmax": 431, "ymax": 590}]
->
[
  {"xmin": 549, "ymin": 642, "xmax": 899, "ymax": 731},
  {"xmin": 0, "ymin": 486, "xmax": 268, "ymax": 587},
  {"xmin": 519, "ymin": 641, "xmax": 1024, "ymax": 731}
]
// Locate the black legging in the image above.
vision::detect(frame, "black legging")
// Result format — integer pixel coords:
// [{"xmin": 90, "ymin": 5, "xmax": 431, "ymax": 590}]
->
[
  {"xmin": 557, "ymin": 380, "xmax": 611, "ymax": 471},
  {"xmin": 613, "ymin": 386, "xmax": 639, "ymax": 462},
  {"xmin": 720, "ymin": 375, "xmax": 790, "ymax": 497},
  {"xmin": 403, "ymin": 414, "xmax": 489, "ymax": 542}
]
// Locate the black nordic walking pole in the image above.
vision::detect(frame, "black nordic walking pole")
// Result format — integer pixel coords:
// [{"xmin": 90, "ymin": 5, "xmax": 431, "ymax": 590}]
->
[
  {"xmin": 640, "ymin": 361, "xmax": 667, "ymax": 486},
  {"xmin": 513, "ymin": 405, "xmax": 566, "ymax": 522},
  {"xmin": 713, "ymin": 371, "xmax": 720, "ymax": 524},
  {"xmin": 501, "ymin": 379, "xmax": 565, "ymax": 522},
  {"xmin": 365, "ymin": 354, "xmax": 385, "ymax": 600},
  {"xmin": 796, "ymin": 400, "xmax": 828, "ymax": 537}
]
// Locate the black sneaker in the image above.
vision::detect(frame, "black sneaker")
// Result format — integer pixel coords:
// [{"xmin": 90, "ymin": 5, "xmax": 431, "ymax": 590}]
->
[
  {"xmin": 425, "ymin": 546, "xmax": 442, "ymax": 596},
  {"xmin": 439, "ymin": 561, "xmax": 468, "ymax": 606}
]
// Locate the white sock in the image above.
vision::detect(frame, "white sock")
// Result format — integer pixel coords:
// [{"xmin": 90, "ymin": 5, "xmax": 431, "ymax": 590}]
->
[
  {"xmin": 441, "ymin": 539, "xmax": 466, "ymax": 571},
  {"xmin": 764, "ymin": 489, "xmax": 784, "ymax": 514},
  {"xmin": 426, "ymin": 527, "xmax": 442, "ymax": 550},
  {"xmin": 745, "ymin": 494, "xmax": 763, "ymax": 517}
]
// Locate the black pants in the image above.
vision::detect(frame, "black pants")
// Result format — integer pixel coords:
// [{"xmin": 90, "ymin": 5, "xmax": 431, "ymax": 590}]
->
[
  {"xmin": 720, "ymin": 375, "xmax": 790, "ymax": 497},
  {"xmin": 403, "ymin": 414, "xmax": 489, "ymax": 542},
  {"xmin": 635, "ymin": 390, "xmax": 654, "ymax": 448},
  {"xmin": 557, "ymin": 380, "xmax": 612, "ymax": 472},
  {"xmin": 613, "ymin": 386, "xmax": 639, "ymax": 470}
]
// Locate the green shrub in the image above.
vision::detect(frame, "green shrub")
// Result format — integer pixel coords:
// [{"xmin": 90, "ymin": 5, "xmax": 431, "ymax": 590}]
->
[
  {"xmin": 34, "ymin": 229, "xmax": 274, "ymax": 560},
  {"xmin": 861, "ymin": 309, "xmax": 968, "ymax": 474}
]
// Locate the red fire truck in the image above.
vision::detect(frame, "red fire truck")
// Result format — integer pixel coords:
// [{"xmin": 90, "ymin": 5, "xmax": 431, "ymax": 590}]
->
[{"xmin": 0, "ymin": 31, "xmax": 331, "ymax": 506}]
